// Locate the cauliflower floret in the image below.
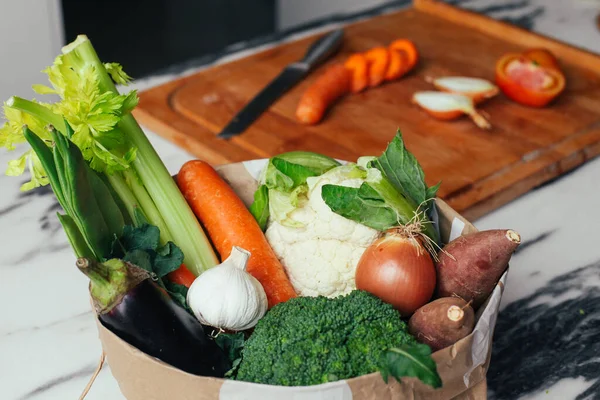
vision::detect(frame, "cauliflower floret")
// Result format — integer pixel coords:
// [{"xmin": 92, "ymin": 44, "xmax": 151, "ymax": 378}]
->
[{"xmin": 265, "ymin": 167, "xmax": 380, "ymax": 297}]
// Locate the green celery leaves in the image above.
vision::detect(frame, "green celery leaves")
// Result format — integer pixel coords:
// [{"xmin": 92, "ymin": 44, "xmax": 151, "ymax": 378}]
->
[{"xmin": 379, "ymin": 343, "xmax": 442, "ymax": 388}]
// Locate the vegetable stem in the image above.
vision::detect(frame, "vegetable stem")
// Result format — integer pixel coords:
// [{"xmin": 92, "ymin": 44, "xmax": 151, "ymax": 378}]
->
[
  {"xmin": 61, "ymin": 36, "xmax": 219, "ymax": 273},
  {"xmin": 7, "ymin": 96, "xmax": 66, "ymax": 133},
  {"xmin": 104, "ymin": 173, "xmax": 138, "ymax": 224},
  {"xmin": 121, "ymin": 169, "xmax": 172, "ymax": 244}
]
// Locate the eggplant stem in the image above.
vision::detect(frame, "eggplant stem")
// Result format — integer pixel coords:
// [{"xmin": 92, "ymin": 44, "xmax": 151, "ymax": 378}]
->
[
  {"xmin": 77, "ymin": 258, "xmax": 110, "ymax": 282},
  {"xmin": 78, "ymin": 351, "xmax": 105, "ymax": 400}
]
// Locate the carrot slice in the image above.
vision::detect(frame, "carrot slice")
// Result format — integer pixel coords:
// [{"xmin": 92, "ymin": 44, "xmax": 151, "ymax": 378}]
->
[
  {"xmin": 385, "ymin": 48, "xmax": 409, "ymax": 81},
  {"xmin": 364, "ymin": 47, "xmax": 390, "ymax": 87},
  {"xmin": 177, "ymin": 160, "xmax": 297, "ymax": 308},
  {"xmin": 389, "ymin": 39, "xmax": 419, "ymax": 72},
  {"xmin": 344, "ymin": 53, "xmax": 369, "ymax": 93},
  {"xmin": 295, "ymin": 64, "xmax": 351, "ymax": 125}
]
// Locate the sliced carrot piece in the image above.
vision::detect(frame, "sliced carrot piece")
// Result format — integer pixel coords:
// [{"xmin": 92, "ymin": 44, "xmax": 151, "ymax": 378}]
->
[
  {"xmin": 389, "ymin": 39, "xmax": 419, "ymax": 73},
  {"xmin": 295, "ymin": 64, "xmax": 351, "ymax": 125},
  {"xmin": 344, "ymin": 53, "xmax": 369, "ymax": 93},
  {"xmin": 385, "ymin": 48, "xmax": 409, "ymax": 81},
  {"xmin": 364, "ymin": 47, "xmax": 390, "ymax": 87}
]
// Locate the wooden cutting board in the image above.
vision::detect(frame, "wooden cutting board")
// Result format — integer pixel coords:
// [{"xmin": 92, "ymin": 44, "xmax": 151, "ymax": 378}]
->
[{"xmin": 134, "ymin": 0, "xmax": 600, "ymax": 220}]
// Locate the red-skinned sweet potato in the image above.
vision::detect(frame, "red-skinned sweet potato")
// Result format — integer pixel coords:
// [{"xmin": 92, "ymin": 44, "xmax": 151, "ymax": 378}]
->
[
  {"xmin": 435, "ymin": 229, "xmax": 521, "ymax": 309},
  {"xmin": 408, "ymin": 297, "xmax": 475, "ymax": 351}
]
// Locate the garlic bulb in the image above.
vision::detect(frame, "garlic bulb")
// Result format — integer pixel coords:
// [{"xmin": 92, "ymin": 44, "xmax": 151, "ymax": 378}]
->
[{"xmin": 187, "ymin": 246, "xmax": 268, "ymax": 331}]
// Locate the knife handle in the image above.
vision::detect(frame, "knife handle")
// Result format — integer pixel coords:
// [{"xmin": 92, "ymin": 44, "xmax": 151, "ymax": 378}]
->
[{"xmin": 300, "ymin": 29, "xmax": 344, "ymax": 70}]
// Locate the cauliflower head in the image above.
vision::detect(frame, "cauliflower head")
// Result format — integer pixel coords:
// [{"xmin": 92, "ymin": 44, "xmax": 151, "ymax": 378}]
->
[{"xmin": 265, "ymin": 165, "xmax": 380, "ymax": 297}]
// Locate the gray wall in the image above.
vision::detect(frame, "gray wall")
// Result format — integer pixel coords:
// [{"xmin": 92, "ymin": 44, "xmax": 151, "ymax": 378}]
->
[{"xmin": 0, "ymin": 0, "xmax": 63, "ymax": 102}]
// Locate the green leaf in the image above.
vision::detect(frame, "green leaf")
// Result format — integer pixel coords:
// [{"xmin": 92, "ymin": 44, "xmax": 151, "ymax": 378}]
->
[
  {"xmin": 271, "ymin": 157, "xmax": 318, "ymax": 188},
  {"xmin": 379, "ymin": 344, "xmax": 442, "ymax": 388},
  {"xmin": 269, "ymin": 188, "xmax": 306, "ymax": 228},
  {"xmin": 122, "ymin": 91, "xmax": 139, "ymax": 115},
  {"xmin": 321, "ymin": 183, "xmax": 399, "ymax": 231},
  {"xmin": 5, "ymin": 153, "xmax": 26, "ymax": 176},
  {"xmin": 32, "ymin": 84, "xmax": 57, "ymax": 95},
  {"xmin": 51, "ymin": 128, "xmax": 113, "ymax": 259},
  {"xmin": 164, "ymin": 280, "xmax": 190, "ymax": 310},
  {"xmin": 153, "ymin": 242, "xmax": 185, "ymax": 277},
  {"xmin": 104, "ymin": 62, "xmax": 133, "ymax": 85},
  {"xmin": 215, "ymin": 332, "xmax": 245, "ymax": 378},
  {"xmin": 372, "ymin": 131, "xmax": 429, "ymax": 207},
  {"xmin": 273, "ymin": 151, "xmax": 340, "ymax": 175},
  {"xmin": 426, "ymin": 181, "xmax": 441, "ymax": 201},
  {"xmin": 250, "ymin": 184, "xmax": 269, "ymax": 231},
  {"xmin": 120, "ymin": 223, "xmax": 160, "ymax": 252},
  {"xmin": 123, "ymin": 249, "xmax": 152, "ymax": 272},
  {"xmin": 57, "ymin": 213, "xmax": 94, "ymax": 259},
  {"xmin": 263, "ymin": 160, "xmax": 295, "ymax": 192}
]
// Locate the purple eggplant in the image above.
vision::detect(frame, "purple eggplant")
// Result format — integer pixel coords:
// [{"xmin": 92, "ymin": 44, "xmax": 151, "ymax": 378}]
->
[{"xmin": 77, "ymin": 257, "xmax": 231, "ymax": 377}]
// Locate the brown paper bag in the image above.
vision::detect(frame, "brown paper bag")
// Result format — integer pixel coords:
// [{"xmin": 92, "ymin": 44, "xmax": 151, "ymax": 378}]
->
[{"xmin": 96, "ymin": 161, "xmax": 506, "ymax": 399}]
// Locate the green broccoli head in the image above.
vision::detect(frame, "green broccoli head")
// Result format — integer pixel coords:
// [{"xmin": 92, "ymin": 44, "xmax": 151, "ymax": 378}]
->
[{"xmin": 235, "ymin": 290, "xmax": 416, "ymax": 386}]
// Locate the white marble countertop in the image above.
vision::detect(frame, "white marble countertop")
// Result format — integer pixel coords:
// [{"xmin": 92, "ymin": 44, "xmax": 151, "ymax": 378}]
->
[{"xmin": 2, "ymin": 1, "xmax": 600, "ymax": 399}]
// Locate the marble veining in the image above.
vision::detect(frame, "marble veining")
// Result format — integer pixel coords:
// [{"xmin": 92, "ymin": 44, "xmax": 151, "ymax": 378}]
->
[{"xmin": 1, "ymin": 0, "xmax": 600, "ymax": 399}]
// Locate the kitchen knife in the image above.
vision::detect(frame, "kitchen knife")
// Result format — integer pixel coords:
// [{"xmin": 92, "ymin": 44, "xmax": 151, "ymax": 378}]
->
[{"xmin": 217, "ymin": 28, "xmax": 344, "ymax": 139}]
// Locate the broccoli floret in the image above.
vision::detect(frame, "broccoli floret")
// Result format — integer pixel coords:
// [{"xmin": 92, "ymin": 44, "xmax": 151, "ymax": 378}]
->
[{"xmin": 235, "ymin": 290, "xmax": 416, "ymax": 386}]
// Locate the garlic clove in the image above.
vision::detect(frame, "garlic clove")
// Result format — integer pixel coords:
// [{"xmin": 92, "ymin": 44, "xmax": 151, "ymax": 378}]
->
[
  {"xmin": 412, "ymin": 91, "xmax": 491, "ymax": 130},
  {"xmin": 187, "ymin": 246, "xmax": 268, "ymax": 331},
  {"xmin": 428, "ymin": 76, "xmax": 499, "ymax": 104}
]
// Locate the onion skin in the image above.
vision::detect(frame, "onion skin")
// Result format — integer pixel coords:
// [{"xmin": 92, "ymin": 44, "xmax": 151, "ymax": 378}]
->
[
  {"xmin": 355, "ymin": 234, "xmax": 436, "ymax": 317},
  {"xmin": 408, "ymin": 297, "xmax": 475, "ymax": 351}
]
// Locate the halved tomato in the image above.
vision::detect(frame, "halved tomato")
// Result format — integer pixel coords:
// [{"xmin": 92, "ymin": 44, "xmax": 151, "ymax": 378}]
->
[{"xmin": 495, "ymin": 52, "xmax": 565, "ymax": 108}]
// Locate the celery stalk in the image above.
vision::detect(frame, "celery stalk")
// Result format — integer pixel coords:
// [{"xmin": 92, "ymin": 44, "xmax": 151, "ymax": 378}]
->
[
  {"xmin": 6, "ymin": 97, "xmax": 66, "ymax": 133},
  {"xmin": 121, "ymin": 169, "xmax": 172, "ymax": 244},
  {"xmin": 62, "ymin": 36, "xmax": 218, "ymax": 274}
]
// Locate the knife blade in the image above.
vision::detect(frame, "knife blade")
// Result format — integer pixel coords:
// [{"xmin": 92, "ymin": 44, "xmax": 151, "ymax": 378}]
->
[{"xmin": 218, "ymin": 28, "xmax": 344, "ymax": 139}]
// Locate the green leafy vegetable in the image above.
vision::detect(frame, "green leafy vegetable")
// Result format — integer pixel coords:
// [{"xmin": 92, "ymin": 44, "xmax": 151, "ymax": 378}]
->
[
  {"xmin": 271, "ymin": 157, "xmax": 318, "ymax": 187},
  {"xmin": 268, "ymin": 187, "xmax": 307, "ymax": 228},
  {"xmin": 273, "ymin": 151, "xmax": 340, "ymax": 175},
  {"xmin": 24, "ymin": 125, "xmax": 124, "ymax": 259},
  {"xmin": 321, "ymin": 167, "xmax": 439, "ymax": 240},
  {"xmin": 379, "ymin": 343, "xmax": 442, "ymax": 388},
  {"xmin": 1, "ymin": 35, "xmax": 218, "ymax": 274},
  {"xmin": 214, "ymin": 332, "xmax": 245, "ymax": 378},
  {"xmin": 163, "ymin": 280, "xmax": 190, "ymax": 310},
  {"xmin": 249, "ymin": 185, "xmax": 269, "ymax": 231},
  {"xmin": 321, "ymin": 184, "xmax": 399, "ymax": 231},
  {"xmin": 250, "ymin": 151, "xmax": 341, "ymax": 228},
  {"xmin": 370, "ymin": 131, "xmax": 440, "ymax": 210},
  {"xmin": 112, "ymin": 223, "xmax": 184, "ymax": 279}
]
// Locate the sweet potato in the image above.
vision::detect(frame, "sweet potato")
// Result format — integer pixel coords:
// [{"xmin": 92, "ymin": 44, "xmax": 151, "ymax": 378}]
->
[
  {"xmin": 408, "ymin": 297, "xmax": 475, "ymax": 351},
  {"xmin": 435, "ymin": 229, "xmax": 521, "ymax": 309}
]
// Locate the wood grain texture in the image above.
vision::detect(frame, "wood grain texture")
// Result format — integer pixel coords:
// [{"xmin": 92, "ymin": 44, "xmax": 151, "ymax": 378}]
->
[{"xmin": 134, "ymin": 0, "xmax": 600, "ymax": 220}]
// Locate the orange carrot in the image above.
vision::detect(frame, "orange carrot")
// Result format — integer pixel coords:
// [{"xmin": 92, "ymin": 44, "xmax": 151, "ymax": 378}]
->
[
  {"xmin": 344, "ymin": 53, "xmax": 369, "ymax": 93},
  {"xmin": 385, "ymin": 47, "xmax": 409, "ymax": 81},
  {"xmin": 364, "ymin": 47, "xmax": 390, "ymax": 87},
  {"xmin": 167, "ymin": 263, "xmax": 196, "ymax": 288},
  {"xmin": 177, "ymin": 160, "xmax": 297, "ymax": 308},
  {"xmin": 389, "ymin": 39, "xmax": 419, "ymax": 73},
  {"xmin": 295, "ymin": 64, "xmax": 351, "ymax": 125}
]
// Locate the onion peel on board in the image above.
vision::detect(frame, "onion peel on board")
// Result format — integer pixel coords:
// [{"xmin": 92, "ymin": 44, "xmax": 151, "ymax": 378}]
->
[
  {"xmin": 412, "ymin": 91, "xmax": 491, "ymax": 130},
  {"xmin": 426, "ymin": 76, "xmax": 499, "ymax": 104}
]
